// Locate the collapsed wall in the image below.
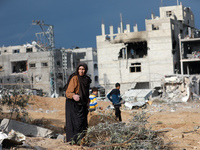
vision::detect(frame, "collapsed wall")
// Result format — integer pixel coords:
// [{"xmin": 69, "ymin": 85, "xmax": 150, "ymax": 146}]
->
[{"xmin": 161, "ymin": 75, "xmax": 200, "ymax": 102}]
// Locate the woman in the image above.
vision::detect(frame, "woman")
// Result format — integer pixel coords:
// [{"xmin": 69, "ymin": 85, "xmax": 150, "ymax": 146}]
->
[{"xmin": 65, "ymin": 63, "xmax": 91, "ymax": 144}]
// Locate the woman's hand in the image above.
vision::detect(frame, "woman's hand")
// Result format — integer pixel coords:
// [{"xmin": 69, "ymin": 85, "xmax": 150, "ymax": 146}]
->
[{"xmin": 73, "ymin": 94, "xmax": 80, "ymax": 101}]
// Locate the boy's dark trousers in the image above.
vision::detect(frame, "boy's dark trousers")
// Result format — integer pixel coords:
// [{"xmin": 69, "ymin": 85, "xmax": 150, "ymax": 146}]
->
[{"xmin": 114, "ymin": 105, "xmax": 122, "ymax": 121}]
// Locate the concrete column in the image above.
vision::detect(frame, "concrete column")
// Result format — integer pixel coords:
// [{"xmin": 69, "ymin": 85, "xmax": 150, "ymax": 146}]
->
[
  {"xmin": 188, "ymin": 27, "xmax": 191, "ymax": 38},
  {"xmin": 133, "ymin": 24, "xmax": 138, "ymax": 32},
  {"xmin": 101, "ymin": 23, "xmax": 105, "ymax": 36},
  {"xmin": 187, "ymin": 64, "xmax": 189, "ymax": 75},
  {"xmin": 126, "ymin": 24, "xmax": 130, "ymax": 33},
  {"xmin": 118, "ymin": 27, "xmax": 121, "ymax": 33},
  {"xmin": 123, "ymin": 48, "xmax": 125, "ymax": 59},
  {"xmin": 179, "ymin": 34, "xmax": 183, "ymax": 75},
  {"xmin": 109, "ymin": 25, "xmax": 114, "ymax": 40},
  {"xmin": 151, "ymin": 13, "xmax": 155, "ymax": 19},
  {"xmin": 71, "ymin": 52, "xmax": 73, "ymax": 71},
  {"xmin": 120, "ymin": 13, "xmax": 123, "ymax": 33},
  {"xmin": 197, "ymin": 79, "xmax": 200, "ymax": 95},
  {"xmin": 125, "ymin": 46, "xmax": 128, "ymax": 68},
  {"xmin": 120, "ymin": 22, "xmax": 123, "ymax": 33}
]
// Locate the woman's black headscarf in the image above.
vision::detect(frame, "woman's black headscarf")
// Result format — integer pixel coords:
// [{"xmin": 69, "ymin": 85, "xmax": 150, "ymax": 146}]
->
[{"xmin": 64, "ymin": 63, "xmax": 91, "ymax": 105}]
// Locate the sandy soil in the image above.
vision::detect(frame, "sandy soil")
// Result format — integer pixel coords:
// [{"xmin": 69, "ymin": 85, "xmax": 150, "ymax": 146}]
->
[{"xmin": 2, "ymin": 96, "xmax": 200, "ymax": 149}]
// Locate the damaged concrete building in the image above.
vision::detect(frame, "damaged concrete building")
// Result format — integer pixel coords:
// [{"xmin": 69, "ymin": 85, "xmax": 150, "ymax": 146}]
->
[
  {"xmin": 0, "ymin": 42, "xmax": 98, "ymax": 96},
  {"xmin": 96, "ymin": 4, "xmax": 198, "ymax": 94},
  {"xmin": 180, "ymin": 30, "xmax": 200, "ymax": 75}
]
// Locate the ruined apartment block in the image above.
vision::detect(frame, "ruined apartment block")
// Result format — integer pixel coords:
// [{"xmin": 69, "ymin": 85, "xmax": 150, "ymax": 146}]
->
[
  {"xmin": 0, "ymin": 42, "xmax": 98, "ymax": 96},
  {"xmin": 180, "ymin": 32, "xmax": 200, "ymax": 75},
  {"xmin": 96, "ymin": 4, "xmax": 196, "ymax": 93},
  {"xmin": 0, "ymin": 42, "xmax": 60, "ymax": 96}
]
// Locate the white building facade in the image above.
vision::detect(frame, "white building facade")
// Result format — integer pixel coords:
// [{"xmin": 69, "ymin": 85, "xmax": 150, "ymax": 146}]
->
[{"xmin": 96, "ymin": 4, "xmax": 196, "ymax": 94}]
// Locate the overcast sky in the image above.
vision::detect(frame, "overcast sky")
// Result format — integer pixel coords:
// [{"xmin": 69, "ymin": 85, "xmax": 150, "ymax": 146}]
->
[{"xmin": 0, "ymin": 0, "xmax": 200, "ymax": 49}]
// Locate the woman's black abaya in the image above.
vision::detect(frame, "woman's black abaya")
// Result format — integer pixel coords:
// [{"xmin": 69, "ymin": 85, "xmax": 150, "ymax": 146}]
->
[
  {"xmin": 65, "ymin": 99, "xmax": 88, "ymax": 143},
  {"xmin": 65, "ymin": 63, "xmax": 91, "ymax": 143}
]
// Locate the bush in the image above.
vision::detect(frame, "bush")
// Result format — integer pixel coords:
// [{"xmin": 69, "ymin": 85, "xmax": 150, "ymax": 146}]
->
[{"xmin": 0, "ymin": 87, "xmax": 31, "ymax": 123}]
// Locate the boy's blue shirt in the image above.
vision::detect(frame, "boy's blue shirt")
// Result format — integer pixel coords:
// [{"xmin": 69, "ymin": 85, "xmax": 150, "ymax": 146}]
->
[{"xmin": 107, "ymin": 88, "xmax": 122, "ymax": 105}]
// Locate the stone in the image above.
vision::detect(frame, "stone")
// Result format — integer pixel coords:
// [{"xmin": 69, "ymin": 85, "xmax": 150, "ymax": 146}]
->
[
  {"xmin": 0, "ymin": 119, "xmax": 53, "ymax": 138},
  {"xmin": 57, "ymin": 134, "xmax": 66, "ymax": 142}
]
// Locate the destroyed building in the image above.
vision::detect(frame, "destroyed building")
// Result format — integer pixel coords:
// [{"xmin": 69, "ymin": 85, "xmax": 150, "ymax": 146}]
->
[
  {"xmin": 0, "ymin": 42, "xmax": 98, "ymax": 96},
  {"xmin": 179, "ymin": 29, "xmax": 200, "ymax": 75},
  {"xmin": 96, "ymin": 4, "xmax": 199, "ymax": 94}
]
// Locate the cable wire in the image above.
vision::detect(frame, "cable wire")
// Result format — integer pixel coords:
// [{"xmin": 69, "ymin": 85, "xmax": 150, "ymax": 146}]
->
[{"xmin": 13, "ymin": 25, "xmax": 33, "ymax": 45}]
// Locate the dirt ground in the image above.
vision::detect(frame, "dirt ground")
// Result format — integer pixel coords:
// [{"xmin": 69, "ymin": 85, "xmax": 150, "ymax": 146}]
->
[{"xmin": 2, "ymin": 95, "xmax": 200, "ymax": 149}]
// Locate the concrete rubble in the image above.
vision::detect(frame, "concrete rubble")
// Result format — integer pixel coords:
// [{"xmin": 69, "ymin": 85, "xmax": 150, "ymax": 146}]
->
[
  {"xmin": 0, "ymin": 119, "xmax": 54, "ymax": 138},
  {"xmin": 0, "ymin": 132, "xmax": 7, "ymax": 144},
  {"xmin": 7, "ymin": 129, "xmax": 26, "ymax": 144},
  {"xmin": 119, "ymin": 75, "xmax": 200, "ymax": 106},
  {"xmin": 0, "ymin": 88, "xmax": 49, "ymax": 98},
  {"xmin": 161, "ymin": 75, "xmax": 200, "ymax": 102},
  {"xmin": 122, "ymin": 89, "xmax": 152, "ymax": 102},
  {"xmin": 57, "ymin": 134, "xmax": 66, "ymax": 143},
  {"xmin": 105, "ymin": 105, "xmax": 115, "ymax": 110},
  {"xmin": 0, "ymin": 129, "xmax": 26, "ymax": 149},
  {"xmin": 120, "ymin": 89, "xmax": 152, "ymax": 110},
  {"xmin": 124, "ymin": 101, "xmax": 146, "ymax": 110}
]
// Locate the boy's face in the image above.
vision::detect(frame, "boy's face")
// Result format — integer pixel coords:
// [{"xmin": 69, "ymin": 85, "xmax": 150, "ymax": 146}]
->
[{"xmin": 93, "ymin": 91, "xmax": 98, "ymax": 95}]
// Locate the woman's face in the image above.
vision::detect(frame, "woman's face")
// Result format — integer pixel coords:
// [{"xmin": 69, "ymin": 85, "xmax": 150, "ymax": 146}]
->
[{"xmin": 78, "ymin": 66, "xmax": 86, "ymax": 76}]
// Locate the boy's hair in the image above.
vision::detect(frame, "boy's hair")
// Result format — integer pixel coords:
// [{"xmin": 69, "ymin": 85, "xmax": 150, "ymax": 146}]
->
[
  {"xmin": 115, "ymin": 83, "xmax": 120, "ymax": 88},
  {"xmin": 92, "ymin": 87, "xmax": 98, "ymax": 92}
]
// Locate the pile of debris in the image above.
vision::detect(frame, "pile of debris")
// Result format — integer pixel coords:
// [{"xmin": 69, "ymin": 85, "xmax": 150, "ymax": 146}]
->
[
  {"xmin": 0, "ymin": 88, "xmax": 48, "ymax": 99},
  {"xmin": 161, "ymin": 75, "xmax": 200, "ymax": 102},
  {"xmin": 121, "ymin": 75, "xmax": 200, "ymax": 105},
  {"xmin": 0, "ymin": 118, "xmax": 65, "ymax": 149},
  {"xmin": 121, "ymin": 89, "xmax": 152, "ymax": 110},
  {"xmin": 187, "ymin": 51, "xmax": 200, "ymax": 59}
]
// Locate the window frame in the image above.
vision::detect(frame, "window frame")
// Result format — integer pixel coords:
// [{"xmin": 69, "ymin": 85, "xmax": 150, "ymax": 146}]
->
[
  {"xmin": 130, "ymin": 63, "xmax": 141, "ymax": 73},
  {"xmin": 166, "ymin": 11, "xmax": 172, "ymax": 17},
  {"xmin": 26, "ymin": 48, "xmax": 33, "ymax": 53},
  {"xmin": 29, "ymin": 63, "xmax": 36, "ymax": 68},
  {"xmin": 13, "ymin": 49, "xmax": 20, "ymax": 53},
  {"xmin": 41, "ymin": 62, "xmax": 48, "ymax": 67}
]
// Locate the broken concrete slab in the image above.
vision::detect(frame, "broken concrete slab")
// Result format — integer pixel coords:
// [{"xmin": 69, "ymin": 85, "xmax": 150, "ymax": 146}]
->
[
  {"xmin": 7, "ymin": 129, "xmax": 26, "ymax": 144},
  {"xmin": 2, "ymin": 129, "xmax": 26, "ymax": 147},
  {"xmin": 0, "ymin": 130, "xmax": 26, "ymax": 148},
  {"xmin": 105, "ymin": 105, "xmax": 115, "ymax": 110},
  {"xmin": 122, "ymin": 89, "xmax": 152, "ymax": 102},
  {"xmin": 161, "ymin": 75, "xmax": 196, "ymax": 102},
  {"xmin": 163, "ymin": 75, "xmax": 182, "ymax": 83},
  {"xmin": 0, "ymin": 132, "xmax": 8, "ymax": 144},
  {"xmin": 0, "ymin": 119, "xmax": 53, "ymax": 138},
  {"xmin": 124, "ymin": 101, "xmax": 146, "ymax": 110}
]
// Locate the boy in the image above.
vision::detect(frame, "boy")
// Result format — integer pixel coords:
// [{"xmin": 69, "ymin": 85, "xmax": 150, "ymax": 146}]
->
[
  {"xmin": 89, "ymin": 87, "xmax": 100, "ymax": 112},
  {"xmin": 107, "ymin": 83, "xmax": 122, "ymax": 121}
]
